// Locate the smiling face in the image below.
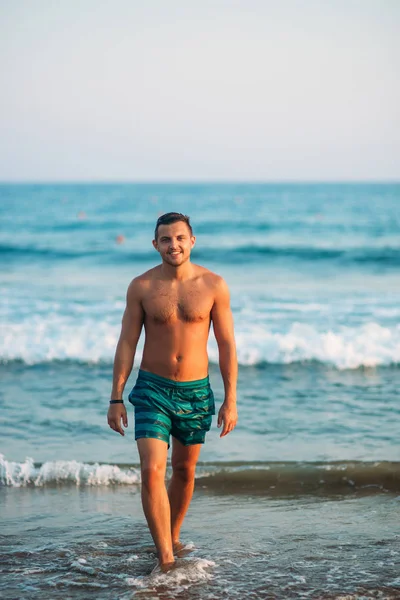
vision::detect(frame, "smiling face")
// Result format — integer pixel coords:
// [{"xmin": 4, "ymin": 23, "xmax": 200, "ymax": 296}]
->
[{"xmin": 153, "ymin": 221, "xmax": 196, "ymax": 266}]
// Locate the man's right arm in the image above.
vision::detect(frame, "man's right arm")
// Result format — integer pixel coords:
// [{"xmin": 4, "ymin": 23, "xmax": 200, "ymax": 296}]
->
[{"xmin": 111, "ymin": 278, "xmax": 144, "ymax": 400}]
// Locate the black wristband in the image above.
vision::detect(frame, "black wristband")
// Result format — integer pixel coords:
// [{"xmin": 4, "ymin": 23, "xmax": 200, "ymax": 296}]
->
[{"xmin": 109, "ymin": 400, "xmax": 124, "ymax": 404}]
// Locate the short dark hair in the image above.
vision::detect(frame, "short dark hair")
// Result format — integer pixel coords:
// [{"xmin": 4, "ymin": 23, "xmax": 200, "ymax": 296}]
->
[{"xmin": 154, "ymin": 212, "xmax": 193, "ymax": 240}]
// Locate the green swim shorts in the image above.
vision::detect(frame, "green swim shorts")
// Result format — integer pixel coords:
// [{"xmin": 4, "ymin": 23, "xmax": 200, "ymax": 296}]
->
[{"xmin": 128, "ymin": 369, "xmax": 216, "ymax": 446}]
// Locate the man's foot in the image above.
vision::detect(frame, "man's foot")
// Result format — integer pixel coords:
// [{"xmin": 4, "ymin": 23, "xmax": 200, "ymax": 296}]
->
[
  {"xmin": 173, "ymin": 540, "xmax": 195, "ymax": 557},
  {"xmin": 151, "ymin": 560, "xmax": 176, "ymax": 575}
]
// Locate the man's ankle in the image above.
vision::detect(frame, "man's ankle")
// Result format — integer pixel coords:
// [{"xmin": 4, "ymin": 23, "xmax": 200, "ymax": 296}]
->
[
  {"xmin": 158, "ymin": 551, "xmax": 175, "ymax": 564},
  {"xmin": 151, "ymin": 560, "xmax": 176, "ymax": 574}
]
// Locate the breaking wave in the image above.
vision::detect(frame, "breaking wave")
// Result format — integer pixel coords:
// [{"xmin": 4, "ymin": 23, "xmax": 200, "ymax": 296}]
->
[
  {"xmin": 0, "ymin": 455, "xmax": 140, "ymax": 487},
  {"xmin": 1, "ymin": 318, "xmax": 400, "ymax": 369},
  {"xmin": 1, "ymin": 455, "xmax": 398, "ymax": 494}
]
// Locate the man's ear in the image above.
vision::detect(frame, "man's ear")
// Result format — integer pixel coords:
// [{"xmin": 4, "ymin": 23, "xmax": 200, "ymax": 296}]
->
[
  {"xmin": 152, "ymin": 239, "xmax": 158, "ymax": 251},
  {"xmin": 191, "ymin": 236, "xmax": 196, "ymax": 248}
]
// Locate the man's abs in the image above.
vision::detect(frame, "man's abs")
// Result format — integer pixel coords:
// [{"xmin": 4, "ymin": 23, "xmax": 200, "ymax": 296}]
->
[{"xmin": 140, "ymin": 321, "xmax": 210, "ymax": 381}]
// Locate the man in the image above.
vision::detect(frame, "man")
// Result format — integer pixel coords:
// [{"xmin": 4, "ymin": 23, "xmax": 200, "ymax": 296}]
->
[{"xmin": 107, "ymin": 212, "xmax": 238, "ymax": 572}]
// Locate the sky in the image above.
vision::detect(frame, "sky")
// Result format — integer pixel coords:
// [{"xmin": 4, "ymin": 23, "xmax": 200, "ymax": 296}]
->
[{"xmin": 0, "ymin": 0, "xmax": 399, "ymax": 182}]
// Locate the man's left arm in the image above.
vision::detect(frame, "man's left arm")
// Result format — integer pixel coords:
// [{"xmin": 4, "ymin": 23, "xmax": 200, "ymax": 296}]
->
[{"xmin": 211, "ymin": 276, "xmax": 238, "ymax": 437}]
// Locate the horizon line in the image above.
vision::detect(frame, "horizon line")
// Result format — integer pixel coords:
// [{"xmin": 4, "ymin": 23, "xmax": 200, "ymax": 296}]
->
[{"xmin": 1, "ymin": 179, "xmax": 399, "ymax": 185}]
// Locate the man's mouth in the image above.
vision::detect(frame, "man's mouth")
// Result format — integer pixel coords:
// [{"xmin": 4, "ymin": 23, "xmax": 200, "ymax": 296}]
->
[{"xmin": 169, "ymin": 252, "xmax": 181, "ymax": 256}]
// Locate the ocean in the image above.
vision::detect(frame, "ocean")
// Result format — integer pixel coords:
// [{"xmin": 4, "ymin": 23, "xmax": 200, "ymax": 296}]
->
[{"xmin": 1, "ymin": 183, "xmax": 399, "ymax": 599}]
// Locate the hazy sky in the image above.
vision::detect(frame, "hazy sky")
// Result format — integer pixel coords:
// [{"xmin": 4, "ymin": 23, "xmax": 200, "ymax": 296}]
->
[{"xmin": 0, "ymin": 0, "xmax": 399, "ymax": 181}]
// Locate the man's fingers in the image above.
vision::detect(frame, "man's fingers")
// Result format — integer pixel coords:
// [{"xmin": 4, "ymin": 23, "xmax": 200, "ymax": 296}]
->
[
  {"xmin": 218, "ymin": 406, "xmax": 238, "ymax": 436},
  {"xmin": 116, "ymin": 424, "xmax": 124, "ymax": 435},
  {"xmin": 220, "ymin": 421, "xmax": 229, "ymax": 437},
  {"xmin": 109, "ymin": 419, "xmax": 125, "ymax": 436},
  {"xmin": 220, "ymin": 420, "xmax": 236, "ymax": 437}
]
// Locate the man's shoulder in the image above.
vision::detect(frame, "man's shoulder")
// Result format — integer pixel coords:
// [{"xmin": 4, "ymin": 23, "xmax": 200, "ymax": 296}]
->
[
  {"xmin": 193, "ymin": 264, "xmax": 227, "ymax": 290},
  {"xmin": 127, "ymin": 267, "xmax": 160, "ymax": 295}
]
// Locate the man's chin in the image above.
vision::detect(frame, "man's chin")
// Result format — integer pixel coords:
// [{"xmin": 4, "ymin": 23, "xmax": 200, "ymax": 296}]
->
[{"xmin": 164, "ymin": 254, "xmax": 186, "ymax": 266}]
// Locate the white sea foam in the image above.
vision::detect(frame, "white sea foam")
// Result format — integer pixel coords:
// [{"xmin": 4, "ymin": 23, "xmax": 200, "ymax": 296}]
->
[
  {"xmin": 209, "ymin": 321, "xmax": 400, "ymax": 369},
  {"xmin": 0, "ymin": 313, "xmax": 121, "ymax": 364},
  {"xmin": 2, "ymin": 314, "xmax": 399, "ymax": 368},
  {"xmin": 126, "ymin": 557, "xmax": 215, "ymax": 591},
  {"xmin": 0, "ymin": 454, "xmax": 140, "ymax": 487},
  {"xmin": 0, "ymin": 455, "xmax": 224, "ymax": 488}
]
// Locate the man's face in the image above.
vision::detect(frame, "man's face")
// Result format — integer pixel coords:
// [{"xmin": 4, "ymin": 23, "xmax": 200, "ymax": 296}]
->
[{"xmin": 153, "ymin": 221, "xmax": 195, "ymax": 266}]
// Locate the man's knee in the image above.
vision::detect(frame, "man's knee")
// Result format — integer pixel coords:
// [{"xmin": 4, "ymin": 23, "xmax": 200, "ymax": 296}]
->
[
  {"xmin": 171, "ymin": 459, "xmax": 196, "ymax": 483},
  {"xmin": 141, "ymin": 463, "xmax": 166, "ymax": 489}
]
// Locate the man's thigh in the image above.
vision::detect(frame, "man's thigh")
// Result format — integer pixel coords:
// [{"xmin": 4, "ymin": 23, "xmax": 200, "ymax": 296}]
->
[
  {"xmin": 171, "ymin": 436, "xmax": 202, "ymax": 469},
  {"xmin": 137, "ymin": 437, "xmax": 169, "ymax": 472}
]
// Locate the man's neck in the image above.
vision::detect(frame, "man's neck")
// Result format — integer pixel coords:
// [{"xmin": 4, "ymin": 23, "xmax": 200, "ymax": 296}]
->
[{"xmin": 160, "ymin": 261, "xmax": 193, "ymax": 281}]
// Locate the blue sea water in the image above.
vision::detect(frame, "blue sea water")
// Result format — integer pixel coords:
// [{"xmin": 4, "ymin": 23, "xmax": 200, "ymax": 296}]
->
[
  {"xmin": 2, "ymin": 183, "xmax": 400, "ymax": 367},
  {"xmin": 1, "ymin": 183, "xmax": 399, "ymax": 599}
]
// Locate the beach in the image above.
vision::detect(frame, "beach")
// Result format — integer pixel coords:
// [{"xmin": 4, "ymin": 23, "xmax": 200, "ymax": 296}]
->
[{"xmin": 1, "ymin": 183, "xmax": 400, "ymax": 599}]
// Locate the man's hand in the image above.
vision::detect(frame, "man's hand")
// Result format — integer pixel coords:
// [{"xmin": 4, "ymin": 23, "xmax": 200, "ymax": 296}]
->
[
  {"xmin": 217, "ymin": 401, "xmax": 238, "ymax": 437},
  {"xmin": 107, "ymin": 404, "xmax": 128, "ymax": 436}
]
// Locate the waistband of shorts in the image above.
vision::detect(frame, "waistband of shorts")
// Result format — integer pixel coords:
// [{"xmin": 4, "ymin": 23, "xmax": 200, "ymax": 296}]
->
[{"xmin": 137, "ymin": 369, "xmax": 209, "ymax": 389}]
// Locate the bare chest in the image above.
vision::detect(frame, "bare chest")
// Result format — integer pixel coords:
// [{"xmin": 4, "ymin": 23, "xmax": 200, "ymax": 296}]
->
[{"xmin": 143, "ymin": 289, "xmax": 213, "ymax": 324}]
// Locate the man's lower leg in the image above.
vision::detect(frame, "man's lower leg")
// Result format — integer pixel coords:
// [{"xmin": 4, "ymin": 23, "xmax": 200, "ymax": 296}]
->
[
  {"xmin": 168, "ymin": 465, "xmax": 196, "ymax": 544},
  {"xmin": 137, "ymin": 439, "xmax": 175, "ymax": 566},
  {"xmin": 141, "ymin": 468, "xmax": 175, "ymax": 565}
]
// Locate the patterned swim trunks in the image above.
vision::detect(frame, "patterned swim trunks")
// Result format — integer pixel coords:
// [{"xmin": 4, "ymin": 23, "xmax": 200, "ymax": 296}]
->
[{"xmin": 128, "ymin": 369, "xmax": 216, "ymax": 446}]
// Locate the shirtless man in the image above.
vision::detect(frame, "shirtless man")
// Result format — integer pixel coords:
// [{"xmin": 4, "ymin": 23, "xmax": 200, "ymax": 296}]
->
[{"xmin": 107, "ymin": 212, "xmax": 238, "ymax": 571}]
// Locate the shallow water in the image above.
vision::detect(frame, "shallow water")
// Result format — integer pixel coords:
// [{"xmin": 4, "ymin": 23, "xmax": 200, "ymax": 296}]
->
[
  {"xmin": 1, "ymin": 487, "xmax": 399, "ymax": 599},
  {"xmin": 1, "ymin": 361, "xmax": 400, "ymax": 465}
]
